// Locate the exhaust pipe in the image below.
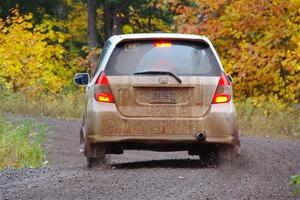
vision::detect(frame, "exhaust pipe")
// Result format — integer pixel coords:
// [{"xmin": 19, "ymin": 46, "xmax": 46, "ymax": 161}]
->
[{"xmin": 196, "ymin": 132, "xmax": 206, "ymax": 141}]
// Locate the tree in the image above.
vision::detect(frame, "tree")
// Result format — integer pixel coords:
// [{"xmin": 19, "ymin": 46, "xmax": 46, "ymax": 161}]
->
[
  {"xmin": 0, "ymin": 9, "xmax": 75, "ymax": 94},
  {"xmin": 122, "ymin": 0, "xmax": 173, "ymax": 34},
  {"xmin": 87, "ymin": 0, "xmax": 101, "ymax": 47},
  {"xmin": 0, "ymin": 0, "xmax": 64, "ymax": 21},
  {"xmin": 86, "ymin": 0, "xmax": 174, "ymax": 47},
  {"xmin": 174, "ymin": 0, "xmax": 300, "ymax": 104}
]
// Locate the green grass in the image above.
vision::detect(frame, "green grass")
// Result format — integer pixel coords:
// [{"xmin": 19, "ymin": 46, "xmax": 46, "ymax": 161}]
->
[
  {"xmin": 291, "ymin": 174, "xmax": 300, "ymax": 197},
  {"xmin": 0, "ymin": 116, "xmax": 46, "ymax": 169}
]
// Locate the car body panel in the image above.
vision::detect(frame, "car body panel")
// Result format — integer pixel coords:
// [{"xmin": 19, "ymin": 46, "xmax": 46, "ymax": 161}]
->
[
  {"xmin": 86, "ymin": 93, "xmax": 239, "ymax": 145},
  {"xmin": 107, "ymin": 76, "xmax": 219, "ymax": 117}
]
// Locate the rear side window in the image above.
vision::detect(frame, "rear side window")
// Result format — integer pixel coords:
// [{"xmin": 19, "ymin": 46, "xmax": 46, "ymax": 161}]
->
[
  {"xmin": 93, "ymin": 41, "xmax": 111, "ymax": 76},
  {"xmin": 105, "ymin": 40, "xmax": 221, "ymax": 76}
]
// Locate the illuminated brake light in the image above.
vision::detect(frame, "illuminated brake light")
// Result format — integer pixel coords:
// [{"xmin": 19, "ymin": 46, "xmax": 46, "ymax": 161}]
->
[
  {"xmin": 213, "ymin": 95, "xmax": 230, "ymax": 103},
  {"xmin": 154, "ymin": 42, "xmax": 172, "ymax": 48},
  {"xmin": 94, "ymin": 72, "xmax": 115, "ymax": 103},
  {"xmin": 96, "ymin": 93, "xmax": 114, "ymax": 102},
  {"xmin": 212, "ymin": 73, "xmax": 232, "ymax": 104}
]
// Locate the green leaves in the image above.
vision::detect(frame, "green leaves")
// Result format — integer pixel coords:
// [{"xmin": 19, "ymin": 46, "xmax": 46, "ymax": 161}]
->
[{"xmin": 291, "ymin": 174, "xmax": 300, "ymax": 197}]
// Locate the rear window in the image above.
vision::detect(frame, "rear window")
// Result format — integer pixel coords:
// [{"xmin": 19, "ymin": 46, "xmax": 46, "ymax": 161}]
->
[{"xmin": 105, "ymin": 40, "xmax": 221, "ymax": 76}]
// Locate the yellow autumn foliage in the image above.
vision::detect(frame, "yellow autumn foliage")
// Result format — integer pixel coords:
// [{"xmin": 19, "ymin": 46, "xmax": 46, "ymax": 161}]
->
[
  {"xmin": 175, "ymin": 0, "xmax": 300, "ymax": 105},
  {"xmin": 0, "ymin": 8, "xmax": 74, "ymax": 95}
]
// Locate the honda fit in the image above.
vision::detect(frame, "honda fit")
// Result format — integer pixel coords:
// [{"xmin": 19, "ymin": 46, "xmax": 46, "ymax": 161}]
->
[{"xmin": 74, "ymin": 33, "xmax": 241, "ymax": 167}]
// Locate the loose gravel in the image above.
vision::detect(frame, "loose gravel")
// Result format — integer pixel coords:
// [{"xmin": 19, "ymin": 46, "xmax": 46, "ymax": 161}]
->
[{"xmin": 0, "ymin": 116, "xmax": 300, "ymax": 200}]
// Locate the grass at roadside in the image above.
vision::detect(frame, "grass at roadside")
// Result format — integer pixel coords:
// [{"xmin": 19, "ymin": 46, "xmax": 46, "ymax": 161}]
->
[
  {"xmin": 291, "ymin": 174, "xmax": 300, "ymax": 197},
  {"xmin": 0, "ymin": 90, "xmax": 84, "ymax": 119},
  {"xmin": 0, "ymin": 116, "xmax": 47, "ymax": 169},
  {"xmin": 236, "ymin": 99, "xmax": 300, "ymax": 138}
]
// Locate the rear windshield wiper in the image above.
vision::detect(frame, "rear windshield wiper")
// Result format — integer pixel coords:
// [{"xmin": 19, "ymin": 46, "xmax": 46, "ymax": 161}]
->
[{"xmin": 134, "ymin": 70, "xmax": 182, "ymax": 84}]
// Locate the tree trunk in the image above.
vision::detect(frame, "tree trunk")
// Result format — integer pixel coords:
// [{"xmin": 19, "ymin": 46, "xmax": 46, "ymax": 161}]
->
[
  {"xmin": 87, "ymin": 0, "xmax": 99, "ymax": 47},
  {"xmin": 104, "ymin": 4, "xmax": 113, "ymax": 40},
  {"xmin": 148, "ymin": 17, "xmax": 152, "ymax": 31},
  {"xmin": 103, "ymin": 2, "xmax": 123, "ymax": 39},
  {"xmin": 112, "ymin": 6, "xmax": 122, "ymax": 35}
]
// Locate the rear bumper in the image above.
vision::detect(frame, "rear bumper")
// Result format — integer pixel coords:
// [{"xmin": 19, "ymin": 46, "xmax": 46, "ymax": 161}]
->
[
  {"xmin": 89, "ymin": 135, "xmax": 234, "ymax": 144},
  {"xmin": 86, "ymin": 101, "xmax": 240, "ymax": 145}
]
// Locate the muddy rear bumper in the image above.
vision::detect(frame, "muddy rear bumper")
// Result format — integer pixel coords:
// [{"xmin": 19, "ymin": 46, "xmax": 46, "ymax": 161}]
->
[
  {"xmin": 86, "ymin": 101, "xmax": 240, "ymax": 145},
  {"xmin": 89, "ymin": 134, "xmax": 235, "ymax": 144}
]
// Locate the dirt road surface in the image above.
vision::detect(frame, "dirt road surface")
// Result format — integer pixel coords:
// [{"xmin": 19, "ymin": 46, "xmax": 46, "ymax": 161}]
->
[{"xmin": 0, "ymin": 116, "xmax": 300, "ymax": 200}]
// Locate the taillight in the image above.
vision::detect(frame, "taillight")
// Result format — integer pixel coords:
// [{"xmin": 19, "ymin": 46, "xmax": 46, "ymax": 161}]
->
[
  {"xmin": 94, "ymin": 72, "xmax": 115, "ymax": 103},
  {"xmin": 212, "ymin": 73, "xmax": 232, "ymax": 104}
]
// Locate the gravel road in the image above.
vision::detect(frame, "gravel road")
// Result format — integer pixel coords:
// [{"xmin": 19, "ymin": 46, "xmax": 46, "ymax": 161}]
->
[{"xmin": 0, "ymin": 116, "xmax": 300, "ymax": 200}]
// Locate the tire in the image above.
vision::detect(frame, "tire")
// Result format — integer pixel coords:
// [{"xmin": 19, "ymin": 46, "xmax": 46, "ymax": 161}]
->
[
  {"xmin": 218, "ymin": 144, "xmax": 240, "ymax": 164},
  {"xmin": 79, "ymin": 122, "xmax": 85, "ymax": 153},
  {"xmin": 85, "ymin": 143, "xmax": 106, "ymax": 168},
  {"xmin": 199, "ymin": 145, "xmax": 218, "ymax": 167},
  {"xmin": 79, "ymin": 115, "xmax": 86, "ymax": 153},
  {"xmin": 80, "ymin": 116, "xmax": 107, "ymax": 168},
  {"xmin": 87, "ymin": 156, "xmax": 106, "ymax": 168}
]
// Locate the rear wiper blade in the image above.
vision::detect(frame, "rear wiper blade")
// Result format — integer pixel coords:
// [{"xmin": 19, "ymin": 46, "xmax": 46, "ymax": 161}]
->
[{"xmin": 134, "ymin": 70, "xmax": 182, "ymax": 83}]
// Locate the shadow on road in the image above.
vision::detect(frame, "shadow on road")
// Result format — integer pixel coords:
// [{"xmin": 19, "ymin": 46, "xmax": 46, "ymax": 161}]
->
[{"xmin": 110, "ymin": 159, "xmax": 218, "ymax": 169}]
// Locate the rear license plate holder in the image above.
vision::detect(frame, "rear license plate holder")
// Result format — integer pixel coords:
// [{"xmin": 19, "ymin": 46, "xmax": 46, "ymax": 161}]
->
[{"xmin": 151, "ymin": 90, "xmax": 177, "ymax": 104}]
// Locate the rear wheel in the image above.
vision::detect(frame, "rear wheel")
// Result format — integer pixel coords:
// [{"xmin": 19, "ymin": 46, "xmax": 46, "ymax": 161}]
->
[
  {"xmin": 198, "ymin": 144, "xmax": 240, "ymax": 166},
  {"xmin": 198, "ymin": 145, "xmax": 218, "ymax": 167},
  {"xmin": 80, "ymin": 116, "xmax": 107, "ymax": 168},
  {"xmin": 85, "ymin": 143, "xmax": 106, "ymax": 168},
  {"xmin": 79, "ymin": 121, "xmax": 85, "ymax": 153},
  {"xmin": 87, "ymin": 156, "xmax": 105, "ymax": 168},
  {"xmin": 218, "ymin": 144, "xmax": 240, "ymax": 164}
]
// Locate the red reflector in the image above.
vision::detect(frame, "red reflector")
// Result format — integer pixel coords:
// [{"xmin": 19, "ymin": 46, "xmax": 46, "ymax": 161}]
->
[{"xmin": 154, "ymin": 42, "xmax": 172, "ymax": 48}]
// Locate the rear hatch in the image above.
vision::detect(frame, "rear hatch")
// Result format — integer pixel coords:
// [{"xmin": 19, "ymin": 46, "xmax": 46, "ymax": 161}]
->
[{"xmin": 105, "ymin": 40, "xmax": 221, "ymax": 117}]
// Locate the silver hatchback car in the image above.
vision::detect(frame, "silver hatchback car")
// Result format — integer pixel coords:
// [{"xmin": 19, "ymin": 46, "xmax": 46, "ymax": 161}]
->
[{"xmin": 74, "ymin": 33, "xmax": 241, "ymax": 167}]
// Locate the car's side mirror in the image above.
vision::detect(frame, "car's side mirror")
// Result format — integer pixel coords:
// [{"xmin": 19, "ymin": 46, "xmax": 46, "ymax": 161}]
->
[
  {"xmin": 226, "ymin": 74, "xmax": 233, "ymax": 83},
  {"xmin": 74, "ymin": 73, "xmax": 90, "ymax": 86}
]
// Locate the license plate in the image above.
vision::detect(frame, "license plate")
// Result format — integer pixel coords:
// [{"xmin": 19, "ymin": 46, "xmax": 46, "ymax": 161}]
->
[{"xmin": 151, "ymin": 91, "xmax": 176, "ymax": 103}]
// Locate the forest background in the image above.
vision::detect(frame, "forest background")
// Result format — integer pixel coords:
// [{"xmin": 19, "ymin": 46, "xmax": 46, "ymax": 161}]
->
[{"xmin": 0, "ymin": 0, "xmax": 299, "ymax": 136}]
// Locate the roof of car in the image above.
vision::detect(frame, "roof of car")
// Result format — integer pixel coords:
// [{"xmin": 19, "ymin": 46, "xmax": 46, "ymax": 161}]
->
[
  {"xmin": 108, "ymin": 33, "xmax": 212, "ymax": 45},
  {"xmin": 118, "ymin": 33, "xmax": 207, "ymax": 40}
]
